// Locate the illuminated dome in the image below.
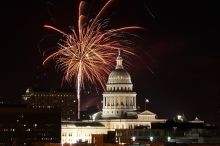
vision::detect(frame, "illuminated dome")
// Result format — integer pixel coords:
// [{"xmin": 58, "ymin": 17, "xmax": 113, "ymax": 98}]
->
[
  {"xmin": 107, "ymin": 51, "xmax": 131, "ymax": 84},
  {"xmin": 108, "ymin": 69, "xmax": 131, "ymax": 84},
  {"xmin": 106, "ymin": 51, "xmax": 133, "ymax": 92}
]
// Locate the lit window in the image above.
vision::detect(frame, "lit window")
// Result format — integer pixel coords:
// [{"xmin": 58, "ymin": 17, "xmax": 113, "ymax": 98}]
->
[{"xmin": 26, "ymin": 128, "xmax": 31, "ymax": 132}]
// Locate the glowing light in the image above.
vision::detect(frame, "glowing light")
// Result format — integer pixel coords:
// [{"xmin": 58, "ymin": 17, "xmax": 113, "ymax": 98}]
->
[
  {"xmin": 167, "ymin": 136, "xmax": 171, "ymax": 142},
  {"xmin": 43, "ymin": 0, "xmax": 143, "ymax": 119},
  {"xmin": 145, "ymin": 98, "xmax": 149, "ymax": 103},
  {"xmin": 149, "ymin": 136, "xmax": 154, "ymax": 142},
  {"xmin": 177, "ymin": 115, "xmax": 182, "ymax": 120},
  {"xmin": 131, "ymin": 136, "xmax": 136, "ymax": 141}
]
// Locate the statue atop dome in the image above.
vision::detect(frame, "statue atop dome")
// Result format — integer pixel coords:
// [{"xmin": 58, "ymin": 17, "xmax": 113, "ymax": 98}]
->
[{"xmin": 116, "ymin": 50, "xmax": 123, "ymax": 69}]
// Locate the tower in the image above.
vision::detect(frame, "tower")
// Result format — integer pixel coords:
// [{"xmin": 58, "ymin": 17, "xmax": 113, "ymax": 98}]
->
[{"xmin": 102, "ymin": 52, "xmax": 137, "ymax": 118}]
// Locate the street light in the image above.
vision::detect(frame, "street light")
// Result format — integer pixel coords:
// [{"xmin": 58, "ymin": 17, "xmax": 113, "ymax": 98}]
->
[
  {"xmin": 149, "ymin": 136, "xmax": 153, "ymax": 142},
  {"xmin": 131, "ymin": 136, "xmax": 136, "ymax": 142},
  {"xmin": 167, "ymin": 136, "xmax": 171, "ymax": 142}
]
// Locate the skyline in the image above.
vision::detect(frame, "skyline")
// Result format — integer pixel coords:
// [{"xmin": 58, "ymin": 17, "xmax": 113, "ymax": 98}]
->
[{"xmin": 0, "ymin": 0, "xmax": 220, "ymax": 126}]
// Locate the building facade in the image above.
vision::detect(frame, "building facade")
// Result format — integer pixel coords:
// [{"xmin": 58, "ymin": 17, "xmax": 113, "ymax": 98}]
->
[
  {"xmin": 22, "ymin": 88, "xmax": 77, "ymax": 121},
  {"xmin": 115, "ymin": 119, "xmax": 220, "ymax": 144},
  {"xmin": 62, "ymin": 121, "xmax": 109, "ymax": 143},
  {"xmin": 0, "ymin": 105, "xmax": 61, "ymax": 146}
]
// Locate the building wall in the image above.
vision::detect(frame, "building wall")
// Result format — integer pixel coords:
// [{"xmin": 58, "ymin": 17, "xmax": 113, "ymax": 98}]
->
[
  {"xmin": 102, "ymin": 93, "xmax": 137, "ymax": 118},
  {"xmin": 62, "ymin": 124, "xmax": 109, "ymax": 144},
  {"xmin": 99, "ymin": 120, "xmax": 151, "ymax": 129},
  {"xmin": 91, "ymin": 134, "xmax": 104, "ymax": 146}
]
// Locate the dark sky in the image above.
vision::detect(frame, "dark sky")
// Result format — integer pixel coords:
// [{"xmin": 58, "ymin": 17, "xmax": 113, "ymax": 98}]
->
[{"xmin": 0, "ymin": 0, "xmax": 220, "ymax": 126}]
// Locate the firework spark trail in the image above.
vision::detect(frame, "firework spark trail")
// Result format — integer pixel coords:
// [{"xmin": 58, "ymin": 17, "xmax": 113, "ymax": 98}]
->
[
  {"xmin": 90, "ymin": 0, "xmax": 114, "ymax": 28},
  {"xmin": 43, "ymin": 0, "xmax": 143, "ymax": 119},
  {"xmin": 77, "ymin": 61, "xmax": 82, "ymax": 119}
]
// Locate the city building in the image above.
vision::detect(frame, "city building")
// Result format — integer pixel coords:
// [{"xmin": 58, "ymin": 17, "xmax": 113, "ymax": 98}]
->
[
  {"xmin": 61, "ymin": 52, "xmax": 167, "ymax": 144},
  {"xmin": 0, "ymin": 105, "xmax": 61, "ymax": 146},
  {"xmin": 115, "ymin": 117, "xmax": 220, "ymax": 144},
  {"xmin": 0, "ymin": 96, "xmax": 7, "ymax": 105},
  {"xmin": 22, "ymin": 88, "xmax": 77, "ymax": 121},
  {"xmin": 62, "ymin": 121, "xmax": 109, "ymax": 143}
]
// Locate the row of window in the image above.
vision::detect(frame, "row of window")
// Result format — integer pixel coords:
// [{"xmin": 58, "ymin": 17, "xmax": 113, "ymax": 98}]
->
[
  {"xmin": 62, "ymin": 133, "xmax": 92, "ymax": 137},
  {"xmin": 107, "ymin": 86, "xmax": 132, "ymax": 91},
  {"xmin": 25, "ymin": 94, "xmax": 74, "ymax": 97},
  {"xmin": 113, "ymin": 124, "xmax": 149, "ymax": 130},
  {"xmin": 103, "ymin": 110, "xmax": 123, "ymax": 114},
  {"xmin": 62, "ymin": 139, "xmax": 89, "ymax": 143},
  {"xmin": 1, "ymin": 128, "xmax": 15, "ymax": 132},
  {"xmin": 104, "ymin": 97, "xmax": 135, "ymax": 106},
  {"xmin": 41, "ymin": 137, "xmax": 55, "ymax": 141}
]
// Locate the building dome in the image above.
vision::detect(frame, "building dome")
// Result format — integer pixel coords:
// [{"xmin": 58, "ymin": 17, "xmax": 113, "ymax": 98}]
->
[
  {"xmin": 107, "ymin": 51, "xmax": 132, "ymax": 84},
  {"xmin": 106, "ymin": 51, "xmax": 133, "ymax": 92},
  {"xmin": 108, "ymin": 69, "xmax": 132, "ymax": 84},
  {"xmin": 102, "ymin": 51, "xmax": 137, "ymax": 119}
]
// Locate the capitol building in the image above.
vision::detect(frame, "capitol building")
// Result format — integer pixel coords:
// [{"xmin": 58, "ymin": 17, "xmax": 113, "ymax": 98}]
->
[{"xmin": 61, "ymin": 52, "xmax": 167, "ymax": 144}]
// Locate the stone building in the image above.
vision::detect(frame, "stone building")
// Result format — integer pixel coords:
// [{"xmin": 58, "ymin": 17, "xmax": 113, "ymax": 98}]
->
[{"xmin": 61, "ymin": 52, "xmax": 166, "ymax": 144}]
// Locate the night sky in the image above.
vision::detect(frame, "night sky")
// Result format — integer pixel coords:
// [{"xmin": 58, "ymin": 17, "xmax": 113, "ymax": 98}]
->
[{"xmin": 0, "ymin": 0, "xmax": 220, "ymax": 126}]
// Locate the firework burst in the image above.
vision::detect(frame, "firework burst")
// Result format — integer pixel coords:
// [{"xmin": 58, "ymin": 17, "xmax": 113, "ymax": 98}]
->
[{"xmin": 43, "ymin": 0, "xmax": 143, "ymax": 119}]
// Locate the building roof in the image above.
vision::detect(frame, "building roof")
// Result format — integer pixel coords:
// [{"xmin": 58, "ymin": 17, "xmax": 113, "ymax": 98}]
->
[
  {"xmin": 108, "ymin": 69, "xmax": 132, "ymax": 84},
  {"xmin": 25, "ymin": 88, "xmax": 74, "ymax": 94},
  {"xmin": 138, "ymin": 110, "xmax": 156, "ymax": 116},
  {"xmin": 151, "ymin": 120, "xmax": 216, "ymax": 129},
  {"xmin": 189, "ymin": 116, "xmax": 204, "ymax": 123},
  {"xmin": 62, "ymin": 121, "xmax": 105, "ymax": 127}
]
